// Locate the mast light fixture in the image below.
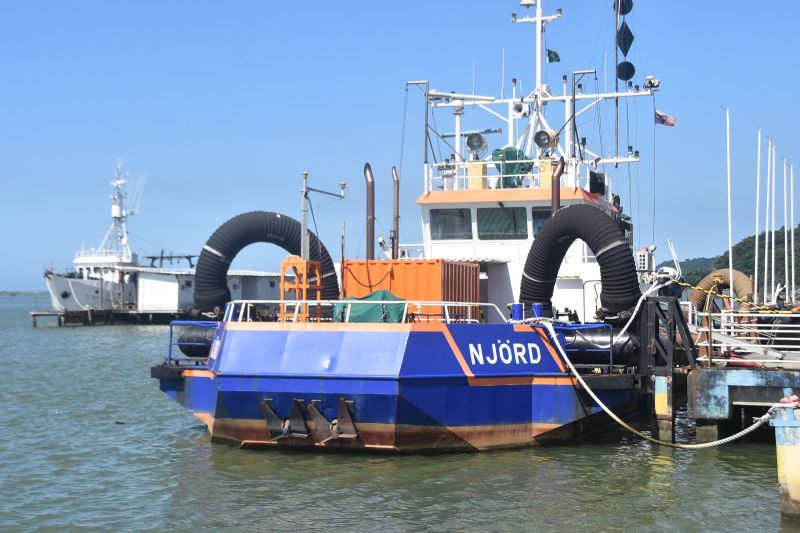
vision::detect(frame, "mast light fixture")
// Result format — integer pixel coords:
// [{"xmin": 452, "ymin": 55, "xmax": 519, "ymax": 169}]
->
[
  {"xmin": 644, "ymin": 75, "xmax": 660, "ymax": 90},
  {"xmin": 534, "ymin": 129, "xmax": 559, "ymax": 153},
  {"xmin": 466, "ymin": 133, "xmax": 489, "ymax": 159}
]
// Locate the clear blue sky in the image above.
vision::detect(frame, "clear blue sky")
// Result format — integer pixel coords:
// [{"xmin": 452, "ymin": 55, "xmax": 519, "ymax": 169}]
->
[{"xmin": 2, "ymin": 1, "xmax": 799, "ymax": 290}]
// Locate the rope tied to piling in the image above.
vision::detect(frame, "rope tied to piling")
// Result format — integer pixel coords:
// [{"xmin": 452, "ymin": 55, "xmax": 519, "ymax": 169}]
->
[{"xmin": 781, "ymin": 394, "xmax": 800, "ymax": 409}]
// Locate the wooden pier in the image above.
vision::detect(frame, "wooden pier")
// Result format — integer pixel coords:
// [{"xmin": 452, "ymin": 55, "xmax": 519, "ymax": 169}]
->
[{"xmin": 30, "ymin": 309, "xmax": 183, "ymax": 327}]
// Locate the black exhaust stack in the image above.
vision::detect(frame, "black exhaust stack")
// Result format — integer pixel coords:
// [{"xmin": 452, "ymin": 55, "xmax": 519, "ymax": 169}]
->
[
  {"xmin": 551, "ymin": 157, "xmax": 566, "ymax": 215},
  {"xmin": 391, "ymin": 166, "xmax": 400, "ymax": 259},
  {"xmin": 364, "ymin": 163, "xmax": 375, "ymax": 260}
]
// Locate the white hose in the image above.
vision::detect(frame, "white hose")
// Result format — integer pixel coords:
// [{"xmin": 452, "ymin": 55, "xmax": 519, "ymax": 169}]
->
[
  {"xmin": 616, "ymin": 280, "xmax": 671, "ymax": 337},
  {"xmin": 537, "ymin": 320, "xmax": 780, "ymax": 450},
  {"xmin": 66, "ymin": 279, "xmax": 91, "ymax": 310}
]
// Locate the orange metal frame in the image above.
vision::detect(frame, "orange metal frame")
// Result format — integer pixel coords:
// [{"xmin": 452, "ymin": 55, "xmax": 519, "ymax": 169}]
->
[{"xmin": 279, "ymin": 255, "xmax": 323, "ymax": 322}]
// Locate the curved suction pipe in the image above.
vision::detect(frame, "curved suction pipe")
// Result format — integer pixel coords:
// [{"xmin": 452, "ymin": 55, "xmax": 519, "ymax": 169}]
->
[
  {"xmin": 689, "ymin": 269, "xmax": 754, "ymax": 312},
  {"xmin": 520, "ymin": 204, "xmax": 641, "ymax": 318},
  {"xmin": 193, "ymin": 211, "xmax": 339, "ymax": 314}
]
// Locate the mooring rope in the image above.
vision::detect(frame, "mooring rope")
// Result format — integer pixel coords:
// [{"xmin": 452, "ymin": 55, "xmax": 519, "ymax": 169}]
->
[
  {"xmin": 535, "ymin": 319, "xmax": 781, "ymax": 450},
  {"xmin": 66, "ymin": 279, "xmax": 91, "ymax": 310},
  {"xmin": 674, "ymin": 278, "xmax": 790, "ymax": 314}
]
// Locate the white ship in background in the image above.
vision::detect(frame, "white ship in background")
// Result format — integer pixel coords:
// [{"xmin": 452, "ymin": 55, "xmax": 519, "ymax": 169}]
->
[{"xmin": 44, "ymin": 161, "xmax": 281, "ymax": 316}]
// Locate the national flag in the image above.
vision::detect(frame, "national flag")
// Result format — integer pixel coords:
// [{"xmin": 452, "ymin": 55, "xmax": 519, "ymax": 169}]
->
[
  {"xmin": 546, "ymin": 49, "xmax": 560, "ymax": 63},
  {"xmin": 655, "ymin": 109, "xmax": 677, "ymax": 126}
]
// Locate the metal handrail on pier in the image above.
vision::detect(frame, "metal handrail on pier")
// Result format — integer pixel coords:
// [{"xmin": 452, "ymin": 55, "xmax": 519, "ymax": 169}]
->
[{"xmin": 689, "ymin": 309, "xmax": 800, "ymax": 366}]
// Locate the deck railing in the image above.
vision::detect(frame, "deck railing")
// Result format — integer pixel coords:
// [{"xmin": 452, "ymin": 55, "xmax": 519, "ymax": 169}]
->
[
  {"xmin": 692, "ymin": 309, "xmax": 800, "ymax": 366},
  {"xmin": 222, "ymin": 299, "xmax": 510, "ymax": 325},
  {"xmin": 427, "ymin": 160, "xmax": 557, "ymax": 192}
]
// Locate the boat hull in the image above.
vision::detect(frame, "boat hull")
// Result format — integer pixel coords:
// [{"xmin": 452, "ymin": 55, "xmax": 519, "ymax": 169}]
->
[
  {"xmin": 44, "ymin": 273, "xmax": 136, "ymax": 312},
  {"xmin": 154, "ymin": 321, "xmax": 638, "ymax": 452}
]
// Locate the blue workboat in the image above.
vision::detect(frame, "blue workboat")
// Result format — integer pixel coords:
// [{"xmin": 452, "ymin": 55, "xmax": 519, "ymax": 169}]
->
[
  {"xmin": 153, "ymin": 304, "xmax": 639, "ymax": 451},
  {"xmin": 152, "ymin": 0, "xmax": 662, "ymax": 451}
]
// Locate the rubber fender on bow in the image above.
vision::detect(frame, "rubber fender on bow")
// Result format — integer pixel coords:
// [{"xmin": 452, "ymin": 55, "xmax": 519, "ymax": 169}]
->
[
  {"xmin": 688, "ymin": 269, "xmax": 753, "ymax": 312},
  {"xmin": 519, "ymin": 204, "xmax": 640, "ymax": 317},
  {"xmin": 193, "ymin": 211, "xmax": 339, "ymax": 312}
]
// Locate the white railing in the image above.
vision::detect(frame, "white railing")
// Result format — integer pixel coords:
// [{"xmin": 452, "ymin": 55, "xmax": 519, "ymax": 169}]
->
[
  {"xmin": 694, "ymin": 310, "xmax": 800, "ymax": 364},
  {"xmin": 679, "ymin": 300, "xmax": 697, "ymax": 326},
  {"xmin": 428, "ymin": 160, "xmax": 547, "ymax": 192},
  {"xmin": 223, "ymin": 299, "xmax": 509, "ymax": 324},
  {"xmin": 396, "ymin": 244, "xmax": 426, "ymax": 259},
  {"xmin": 425, "ymin": 160, "xmax": 607, "ymax": 194}
]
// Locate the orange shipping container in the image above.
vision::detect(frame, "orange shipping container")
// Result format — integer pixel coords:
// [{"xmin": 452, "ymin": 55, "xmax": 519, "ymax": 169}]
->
[{"xmin": 341, "ymin": 259, "xmax": 480, "ymax": 321}]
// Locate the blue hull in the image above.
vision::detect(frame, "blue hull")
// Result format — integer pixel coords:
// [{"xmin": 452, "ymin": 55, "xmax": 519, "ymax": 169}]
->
[{"xmin": 155, "ymin": 321, "xmax": 637, "ymax": 451}]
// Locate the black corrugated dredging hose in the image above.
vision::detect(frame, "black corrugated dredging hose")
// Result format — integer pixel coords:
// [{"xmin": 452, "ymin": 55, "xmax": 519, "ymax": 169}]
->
[
  {"xmin": 519, "ymin": 204, "xmax": 641, "ymax": 317},
  {"xmin": 193, "ymin": 211, "xmax": 339, "ymax": 313}
]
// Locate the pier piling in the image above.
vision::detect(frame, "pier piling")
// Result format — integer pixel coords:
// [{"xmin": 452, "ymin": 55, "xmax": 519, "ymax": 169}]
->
[
  {"xmin": 654, "ymin": 373, "xmax": 674, "ymax": 442},
  {"xmin": 29, "ymin": 309, "xmax": 180, "ymax": 327},
  {"xmin": 771, "ymin": 388, "xmax": 800, "ymax": 519}
]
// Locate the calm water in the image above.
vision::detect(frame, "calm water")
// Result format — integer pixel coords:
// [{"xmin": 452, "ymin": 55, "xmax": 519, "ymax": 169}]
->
[{"xmin": 0, "ymin": 294, "xmax": 797, "ymax": 532}]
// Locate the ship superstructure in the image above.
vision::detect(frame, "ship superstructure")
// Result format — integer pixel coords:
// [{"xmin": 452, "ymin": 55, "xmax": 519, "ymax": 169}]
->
[{"xmin": 400, "ymin": 0, "xmax": 657, "ymax": 321}]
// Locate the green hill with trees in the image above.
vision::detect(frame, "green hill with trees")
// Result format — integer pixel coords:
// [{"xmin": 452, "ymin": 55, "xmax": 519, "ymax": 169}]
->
[{"xmin": 657, "ymin": 225, "xmax": 800, "ymax": 287}]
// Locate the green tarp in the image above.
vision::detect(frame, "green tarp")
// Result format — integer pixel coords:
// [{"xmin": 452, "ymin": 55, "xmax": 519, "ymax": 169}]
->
[
  {"xmin": 333, "ymin": 289, "xmax": 405, "ymax": 323},
  {"xmin": 491, "ymin": 146, "xmax": 532, "ymax": 188}
]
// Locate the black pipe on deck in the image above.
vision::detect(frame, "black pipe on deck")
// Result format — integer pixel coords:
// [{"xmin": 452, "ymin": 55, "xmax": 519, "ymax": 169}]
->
[
  {"xmin": 520, "ymin": 204, "xmax": 641, "ymax": 318},
  {"xmin": 193, "ymin": 211, "xmax": 339, "ymax": 314}
]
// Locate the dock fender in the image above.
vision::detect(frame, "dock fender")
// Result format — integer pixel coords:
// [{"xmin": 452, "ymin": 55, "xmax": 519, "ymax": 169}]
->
[
  {"xmin": 193, "ymin": 211, "xmax": 339, "ymax": 313},
  {"xmin": 150, "ymin": 364, "xmax": 185, "ymax": 380},
  {"xmin": 519, "ymin": 204, "xmax": 641, "ymax": 317}
]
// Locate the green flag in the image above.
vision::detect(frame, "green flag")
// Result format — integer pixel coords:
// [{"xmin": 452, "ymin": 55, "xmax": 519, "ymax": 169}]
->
[{"xmin": 547, "ymin": 49, "xmax": 560, "ymax": 63}]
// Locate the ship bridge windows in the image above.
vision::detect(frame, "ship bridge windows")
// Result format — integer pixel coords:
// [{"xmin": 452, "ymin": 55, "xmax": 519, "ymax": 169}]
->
[
  {"xmin": 476, "ymin": 207, "xmax": 528, "ymax": 240},
  {"xmin": 430, "ymin": 208, "xmax": 472, "ymax": 240},
  {"xmin": 531, "ymin": 207, "xmax": 551, "ymax": 237}
]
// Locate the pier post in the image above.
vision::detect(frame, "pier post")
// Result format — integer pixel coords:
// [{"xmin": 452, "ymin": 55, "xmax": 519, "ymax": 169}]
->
[
  {"xmin": 770, "ymin": 388, "xmax": 800, "ymax": 519},
  {"xmin": 654, "ymin": 372, "xmax": 674, "ymax": 442},
  {"xmin": 695, "ymin": 419, "xmax": 720, "ymax": 443}
]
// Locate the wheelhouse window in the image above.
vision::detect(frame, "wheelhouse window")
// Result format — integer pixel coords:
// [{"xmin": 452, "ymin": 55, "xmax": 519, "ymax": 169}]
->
[
  {"xmin": 430, "ymin": 208, "xmax": 473, "ymax": 240},
  {"xmin": 531, "ymin": 208, "xmax": 551, "ymax": 237},
  {"xmin": 477, "ymin": 207, "xmax": 528, "ymax": 240}
]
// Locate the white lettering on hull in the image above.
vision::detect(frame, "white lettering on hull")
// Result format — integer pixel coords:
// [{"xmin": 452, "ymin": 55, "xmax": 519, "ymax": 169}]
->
[{"xmin": 468, "ymin": 340, "xmax": 542, "ymax": 365}]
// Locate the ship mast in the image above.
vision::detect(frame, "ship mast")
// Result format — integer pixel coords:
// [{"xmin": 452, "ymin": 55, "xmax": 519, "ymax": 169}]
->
[
  {"xmin": 96, "ymin": 159, "xmax": 133, "ymax": 262},
  {"xmin": 534, "ymin": 0, "xmax": 543, "ymax": 95},
  {"xmin": 417, "ymin": 0, "xmax": 657, "ymax": 199}
]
